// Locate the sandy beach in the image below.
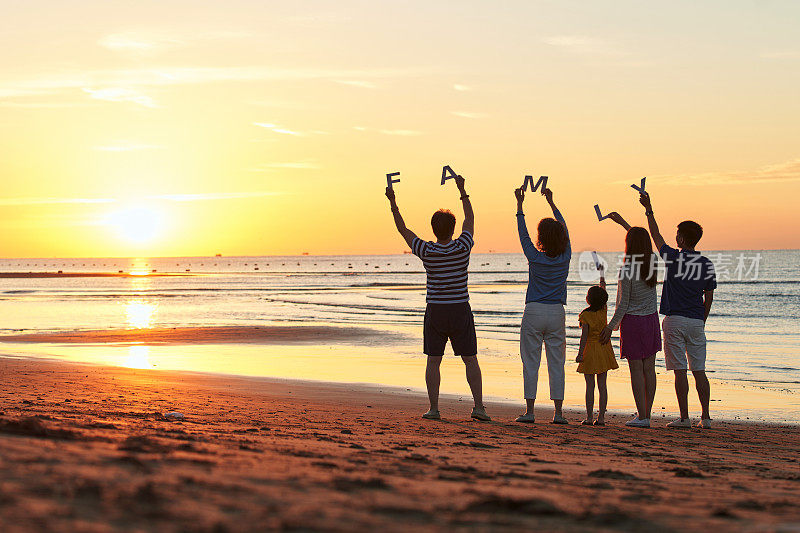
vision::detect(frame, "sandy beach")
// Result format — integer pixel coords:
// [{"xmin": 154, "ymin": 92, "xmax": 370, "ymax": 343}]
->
[{"xmin": 1, "ymin": 356, "xmax": 798, "ymax": 532}]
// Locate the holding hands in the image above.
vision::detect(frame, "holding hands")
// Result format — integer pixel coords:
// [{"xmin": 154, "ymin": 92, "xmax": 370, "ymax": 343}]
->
[{"xmin": 599, "ymin": 325, "xmax": 613, "ymax": 346}]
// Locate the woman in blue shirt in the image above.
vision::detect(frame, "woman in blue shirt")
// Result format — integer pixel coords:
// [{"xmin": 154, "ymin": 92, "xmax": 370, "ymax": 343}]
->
[{"xmin": 515, "ymin": 186, "xmax": 571, "ymax": 424}]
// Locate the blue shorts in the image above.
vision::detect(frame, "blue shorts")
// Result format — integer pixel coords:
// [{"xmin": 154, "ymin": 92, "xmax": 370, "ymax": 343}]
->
[{"xmin": 423, "ymin": 303, "xmax": 477, "ymax": 357}]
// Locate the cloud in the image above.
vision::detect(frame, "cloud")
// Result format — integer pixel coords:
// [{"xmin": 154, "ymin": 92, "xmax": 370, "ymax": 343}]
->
[
  {"xmin": 249, "ymin": 162, "xmax": 320, "ymax": 171},
  {"xmin": 0, "ymin": 65, "xmax": 423, "ymax": 101},
  {"xmin": 0, "ymin": 100, "xmax": 98, "ymax": 109},
  {"xmin": 93, "ymin": 141, "xmax": 163, "ymax": 151},
  {"xmin": 249, "ymin": 99, "xmax": 306, "ymax": 109},
  {"xmin": 253, "ymin": 122, "xmax": 302, "ymax": 136},
  {"xmin": 153, "ymin": 192, "xmax": 281, "ymax": 202},
  {"xmin": 99, "ymin": 32, "xmax": 183, "ymax": 54},
  {"xmin": 285, "ymin": 13, "xmax": 352, "ymax": 26},
  {"xmin": 542, "ymin": 35, "xmax": 627, "ymax": 58},
  {"xmin": 83, "ymin": 87, "xmax": 157, "ymax": 108},
  {"xmin": 760, "ymin": 51, "xmax": 800, "ymax": 59},
  {"xmin": 450, "ymin": 111, "xmax": 488, "ymax": 119},
  {"xmin": 335, "ymin": 80, "xmax": 377, "ymax": 89},
  {"xmin": 543, "ymin": 35, "xmax": 603, "ymax": 49},
  {"xmin": 378, "ymin": 129, "xmax": 423, "ymax": 136},
  {"xmin": 0, "ymin": 191, "xmax": 282, "ymax": 207},
  {"xmin": 654, "ymin": 159, "xmax": 800, "ymax": 186},
  {"xmin": 0, "ymin": 197, "xmax": 116, "ymax": 206},
  {"xmin": 541, "ymin": 36, "xmax": 650, "ymax": 67},
  {"xmin": 98, "ymin": 30, "xmax": 252, "ymax": 55},
  {"xmin": 252, "ymin": 123, "xmax": 328, "ymax": 136},
  {"xmin": 352, "ymin": 126, "xmax": 422, "ymax": 136}
]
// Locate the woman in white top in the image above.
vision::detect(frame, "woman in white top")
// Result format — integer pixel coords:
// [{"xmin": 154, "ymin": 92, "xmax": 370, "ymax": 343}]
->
[{"xmin": 600, "ymin": 214, "xmax": 662, "ymax": 428}]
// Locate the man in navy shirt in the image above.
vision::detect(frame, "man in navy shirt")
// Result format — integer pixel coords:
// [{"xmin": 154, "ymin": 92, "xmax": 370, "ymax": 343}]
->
[{"xmin": 640, "ymin": 192, "xmax": 716, "ymax": 429}]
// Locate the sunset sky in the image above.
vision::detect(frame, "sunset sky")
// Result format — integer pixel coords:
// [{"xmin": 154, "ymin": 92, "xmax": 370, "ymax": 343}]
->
[{"xmin": 1, "ymin": 1, "xmax": 799, "ymax": 257}]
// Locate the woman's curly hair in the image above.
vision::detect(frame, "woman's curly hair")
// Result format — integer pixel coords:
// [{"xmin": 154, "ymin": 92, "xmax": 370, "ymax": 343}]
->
[{"xmin": 536, "ymin": 217, "xmax": 568, "ymax": 257}]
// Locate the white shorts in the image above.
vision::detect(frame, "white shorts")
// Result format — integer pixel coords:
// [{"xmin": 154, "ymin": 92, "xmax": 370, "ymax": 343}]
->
[{"xmin": 662, "ymin": 315, "xmax": 707, "ymax": 372}]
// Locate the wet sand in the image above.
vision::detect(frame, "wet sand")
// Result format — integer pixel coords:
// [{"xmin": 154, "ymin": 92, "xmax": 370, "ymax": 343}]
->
[
  {"xmin": 0, "ymin": 356, "xmax": 798, "ymax": 532},
  {"xmin": 0, "ymin": 325, "xmax": 404, "ymax": 346},
  {"xmin": 0, "ymin": 272, "xmax": 187, "ymax": 278}
]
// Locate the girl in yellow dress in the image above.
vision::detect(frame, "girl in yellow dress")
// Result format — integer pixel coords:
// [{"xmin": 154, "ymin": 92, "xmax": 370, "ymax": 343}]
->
[{"xmin": 576, "ymin": 267, "xmax": 619, "ymax": 425}]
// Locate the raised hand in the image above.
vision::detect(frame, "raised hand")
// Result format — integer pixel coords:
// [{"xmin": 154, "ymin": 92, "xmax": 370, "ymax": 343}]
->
[
  {"xmin": 454, "ymin": 174, "xmax": 466, "ymax": 191},
  {"xmin": 514, "ymin": 187, "xmax": 525, "ymax": 203},
  {"xmin": 639, "ymin": 192, "xmax": 652, "ymax": 211},
  {"xmin": 385, "ymin": 186, "xmax": 396, "ymax": 202},
  {"xmin": 542, "ymin": 187, "xmax": 553, "ymax": 203}
]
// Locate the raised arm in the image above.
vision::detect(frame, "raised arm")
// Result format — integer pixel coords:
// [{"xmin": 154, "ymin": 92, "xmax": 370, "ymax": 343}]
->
[
  {"xmin": 598, "ymin": 264, "xmax": 606, "ymax": 290},
  {"xmin": 607, "ymin": 212, "xmax": 632, "ymax": 232},
  {"xmin": 454, "ymin": 175, "xmax": 474, "ymax": 236},
  {"xmin": 543, "ymin": 188, "xmax": 570, "ymax": 245},
  {"xmin": 602, "ymin": 276, "xmax": 631, "ymax": 344},
  {"xmin": 385, "ymin": 187, "xmax": 418, "ymax": 248},
  {"xmin": 639, "ymin": 192, "xmax": 666, "ymax": 251},
  {"xmin": 515, "ymin": 187, "xmax": 538, "ymax": 261}
]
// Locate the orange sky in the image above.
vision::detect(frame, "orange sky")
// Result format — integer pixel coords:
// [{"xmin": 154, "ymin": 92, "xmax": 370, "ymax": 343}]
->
[{"xmin": 1, "ymin": 1, "xmax": 799, "ymax": 257}]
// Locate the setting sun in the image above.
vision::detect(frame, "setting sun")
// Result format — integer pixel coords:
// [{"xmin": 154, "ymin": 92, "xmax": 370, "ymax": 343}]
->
[{"xmin": 105, "ymin": 204, "xmax": 166, "ymax": 245}]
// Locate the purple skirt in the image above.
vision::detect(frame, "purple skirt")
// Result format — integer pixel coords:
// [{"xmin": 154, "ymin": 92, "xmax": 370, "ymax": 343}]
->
[{"xmin": 619, "ymin": 312, "xmax": 662, "ymax": 361}]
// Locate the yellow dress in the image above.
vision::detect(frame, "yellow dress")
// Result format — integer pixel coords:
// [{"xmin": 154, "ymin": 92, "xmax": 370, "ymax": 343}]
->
[{"xmin": 577, "ymin": 307, "xmax": 619, "ymax": 375}]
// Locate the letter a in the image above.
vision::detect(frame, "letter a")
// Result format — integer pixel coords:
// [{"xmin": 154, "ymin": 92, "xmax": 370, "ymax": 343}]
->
[{"xmin": 441, "ymin": 165, "xmax": 458, "ymax": 185}]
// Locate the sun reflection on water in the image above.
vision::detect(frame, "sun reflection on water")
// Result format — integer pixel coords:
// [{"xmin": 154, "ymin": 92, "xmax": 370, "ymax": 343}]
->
[
  {"xmin": 124, "ymin": 345, "xmax": 153, "ymax": 369},
  {"xmin": 125, "ymin": 300, "xmax": 157, "ymax": 329}
]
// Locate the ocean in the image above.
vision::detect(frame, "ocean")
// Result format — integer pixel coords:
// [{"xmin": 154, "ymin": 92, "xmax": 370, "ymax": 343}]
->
[{"xmin": 1, "ymin": 250, "xmax": 798, "ymax": 423}]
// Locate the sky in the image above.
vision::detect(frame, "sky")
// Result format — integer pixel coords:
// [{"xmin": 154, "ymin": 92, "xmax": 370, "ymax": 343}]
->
[{"xmin": 1, "ymin": 0, "xmax": 799, "ymax": 257}]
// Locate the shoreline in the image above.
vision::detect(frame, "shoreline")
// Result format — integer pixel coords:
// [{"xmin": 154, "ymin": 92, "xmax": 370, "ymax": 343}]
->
[
  {"xmin": 0, "ymin": 325, "xmax": 407, "ymax": 346},
  {"xmin": 0, "ymin": 356, "xmax": 798, "ymax": 532},
  {"xmin": 3, "ymin": 350, "xmax": 799, "ymax": 429},
  {"xmin": 2, "ymin": 323, "xmax": 798, "ymax": 426}
]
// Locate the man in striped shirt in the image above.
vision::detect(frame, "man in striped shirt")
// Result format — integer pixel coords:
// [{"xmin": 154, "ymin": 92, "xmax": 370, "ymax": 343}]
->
[{"xmin": 385, "ymin": 175, "xmax": 490, "ymax": 422}]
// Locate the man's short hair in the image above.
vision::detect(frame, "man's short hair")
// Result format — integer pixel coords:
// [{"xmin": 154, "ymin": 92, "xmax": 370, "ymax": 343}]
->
[
  {"xmin": 678, "ymin": 220, "xmax": 703, "ymax": 248},
  {"xmin": 431, "ymin": 209, "xmax": 456, "ymax": 241}
]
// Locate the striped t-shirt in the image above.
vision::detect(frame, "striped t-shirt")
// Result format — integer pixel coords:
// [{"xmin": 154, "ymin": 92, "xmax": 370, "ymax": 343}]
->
[{"xmin": 411, "ymin": 231, "xmax": 474, "ymax": 304}]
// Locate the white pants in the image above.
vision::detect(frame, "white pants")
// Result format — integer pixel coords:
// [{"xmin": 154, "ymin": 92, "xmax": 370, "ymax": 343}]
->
[
  {"xmin": 663, "ymin": 315, "xmax": 707, "ymax": 371},
  {"xmin": 520, "ymin": 302, "xmax": 566, "ymax": 400}
]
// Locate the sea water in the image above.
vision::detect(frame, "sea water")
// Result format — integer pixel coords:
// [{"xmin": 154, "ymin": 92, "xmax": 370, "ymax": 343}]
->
[{"xmin": 1, "ymin": 251, "xmax": 798, "ymax": 422}]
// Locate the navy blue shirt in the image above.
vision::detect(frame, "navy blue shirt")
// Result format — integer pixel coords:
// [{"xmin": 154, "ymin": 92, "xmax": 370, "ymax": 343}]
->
[
  {"xmin": 517, "ymin": 208, "xmax": 571, "ymax": 305},
  {"xmin": 659, "ymin": 244, "xmax": 717, "ymax": 320}
]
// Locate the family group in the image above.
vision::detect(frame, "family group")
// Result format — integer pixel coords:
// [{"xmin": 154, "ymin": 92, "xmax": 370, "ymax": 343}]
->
[{"xmin": 385, "ymin": 173, "xmax": 716, "ymax": 428}]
